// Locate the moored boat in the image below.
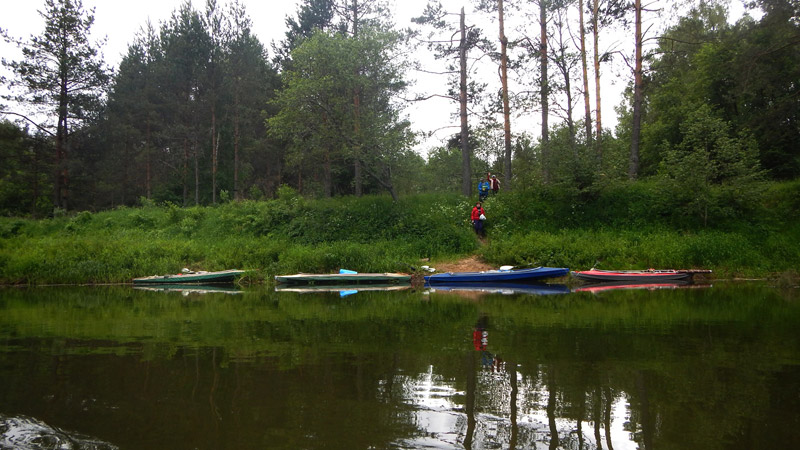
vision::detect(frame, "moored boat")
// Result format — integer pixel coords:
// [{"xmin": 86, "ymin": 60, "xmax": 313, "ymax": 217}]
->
[
  {"xmin": 133, "ymin": 269, "xmax": 246, "ymax": 285},
  {"xmin": 274, "ymin": 272, "xmax": 411, "ymax": 285},
  {"xmin": 571, "ymin": 269, "xmax": 711, "ymax": 283},
  {"xmin": 424, "ymin": 266, "xmax": 569, "ymax": 284}
]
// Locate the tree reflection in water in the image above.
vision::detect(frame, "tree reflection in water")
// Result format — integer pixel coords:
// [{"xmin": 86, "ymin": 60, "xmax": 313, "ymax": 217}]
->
[
  {"xmin": 2, "ymin": 284, "xmax": 799, "ymax": 449},
  {"xmin": 390, "ymin": 314, "xmax": 635, "ymax": 449}
]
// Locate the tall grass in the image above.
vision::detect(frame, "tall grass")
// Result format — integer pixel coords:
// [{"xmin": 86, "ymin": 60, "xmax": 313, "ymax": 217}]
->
[
  {"xmin": 0, "ymin": 193, "xmax": 478, "ymax": 284},
  {"xmin": 0, "ymin": 183, "xmax": 797, "ymax": 285},
  {"xmin": 479, "ymin": 229, "xmax": 790, "ymax": 276}
]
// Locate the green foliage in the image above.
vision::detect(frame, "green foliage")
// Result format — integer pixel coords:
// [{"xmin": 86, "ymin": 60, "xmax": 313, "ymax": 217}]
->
[
  {"xmin": 0, "ymin": 194, "xmax": 477, "ymax": 284},
  {"xmin": 481, "ymin": 228, "xmax": 785, "ymax": 276},
  {"xmin": 267, "ymin": 26, "xmax": 412, "ymax": 199},
  {"xmin": 0, "ymin": 181, "xmax": 798, "ymax": 285},
  {"xmin": 640, "ymin": 2, "xmax": 800, "ymax": 180},
  {"xmin": 656, "ymin": 105, "xmax": 766, "ymax": 227}
]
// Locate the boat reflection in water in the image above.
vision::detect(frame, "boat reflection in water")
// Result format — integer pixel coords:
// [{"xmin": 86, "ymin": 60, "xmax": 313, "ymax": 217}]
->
[
  {"xmin": 133, "ymin": 284, "xmax": 242, "ymax": 296},
  {"xmin": 275, "ymin": 284, "xmax": 411, "ymax": 297},
  {"xmin": 424, "ymin": 282, "xmax": 570, "ymax": 296},
  {"xmin": 573, "ymin": 281, "xmax": 713, "ymax": 293}
]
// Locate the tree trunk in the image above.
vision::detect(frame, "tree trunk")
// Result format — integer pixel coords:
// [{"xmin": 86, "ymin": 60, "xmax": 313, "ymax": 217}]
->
[
  {"xmin": 629, "ymin": 0, "xmax": 643, "ymax": 179},
  {"xmin": 500, "ymin": 0, "xmax": 513, "ymax": 191},
  {"xmin": 594, "ymin": 387, "xmax": 604, "ymax": 450},
  {"xmin": 183, "ymin": 138, "xmax": 189, "ymax": 206},
  {"xmin": 547, "ymin": 368, "xmax": 559, "ymax": 450},
  {"xmin": 592, "ymin": 0, "xmax": 603, "ymax": 159},
  {"xmin": 579, "ymin": 0, "xmax": 592, "ymax": 145},
  {"xmin": 324, "ymin": 147, "xmax": 332, "ymax": 197},
  {"xmin": 354, "ymin": 90, "xmax": 362, "ymax": 196},
  {"xmin": 510, "ymin": 362, "xmax": 519, "ymax": 449},
  {"xmin": 352, "ymin": 0, "xmax": 363, "ymax": 196},
  {"xmin": 55, "ymin": 77, "xmax": 69, "ymax": 211},
  {"xmin": 194, "ymin": 140, "xmax": 199, "ymax": 206},
  {"xmin": 146, "ymin": 120, "xmax": 152, "ymax": 199},
  {"xmin": 604, "ymin": 386, "xmax": 615, "ymax": 450},
  {"xmin": 539, "ymin": 0, "xmax": 549, "ymax": 183},
  {"xmin": 459, "ymin": 7, "xmax": 471, "ymax": 198},
  {"xmin": 555, "ymin": 15, "xmax": 577, "ymax": 156},
  {"xmin": 212, "ymin": 107, "xmax": 217, "ymax": 204},
  {"xmin": 234, "ymin": 91, "xmax": 240, "ymax": 200}
]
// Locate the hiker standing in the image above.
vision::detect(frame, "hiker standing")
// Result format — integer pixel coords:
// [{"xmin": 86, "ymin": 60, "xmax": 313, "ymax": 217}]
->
[
  {"xmin": 478, "ymin": 179, "xmax": 490, "ymax": 201},
  {"xmin": 471, "ymin": 202, "xmax": 486, "ymax": 237},
  {"xmin": 490, "ymin": 174, "xmax": 500, "ymax": 195}
]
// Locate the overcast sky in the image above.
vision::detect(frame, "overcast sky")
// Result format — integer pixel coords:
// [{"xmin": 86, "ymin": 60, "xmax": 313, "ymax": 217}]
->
[{"xmin": 1, "ymin": 1, "xmax": 752, "ymax": 154}]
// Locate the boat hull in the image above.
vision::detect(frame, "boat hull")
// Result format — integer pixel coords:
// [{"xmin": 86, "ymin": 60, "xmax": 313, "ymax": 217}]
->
[
  {"xmin": 274, "ymin": 273, "xmax": 411, "ymax": 285},
  {"xmin": 572, "ymin": 269, "xmax": 694, "ymax": 283},
  {"xmin": 424, "ymin": 267, "xmax": 569, "ymax": 284},
  {"xmin": 133, "ymin": 269, "xmax": 245, "ymax": 285}
]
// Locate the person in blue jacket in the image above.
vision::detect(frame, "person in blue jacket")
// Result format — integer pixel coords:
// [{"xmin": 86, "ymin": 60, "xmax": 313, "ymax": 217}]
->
[{"xmin": 478, "ymin": 179, "xmax": 490, "ymax": 201}]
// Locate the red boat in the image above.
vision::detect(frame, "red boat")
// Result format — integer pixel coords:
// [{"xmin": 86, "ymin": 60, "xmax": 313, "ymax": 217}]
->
[{"xmin": 571, "ymin": 269, "xmax": 711, "ymax": 283}]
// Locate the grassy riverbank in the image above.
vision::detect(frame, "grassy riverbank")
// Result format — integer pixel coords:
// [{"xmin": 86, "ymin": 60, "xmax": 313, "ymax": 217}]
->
[{"xmin": 0, "ymin": 182, "xmax": 798, "ymax": 285}]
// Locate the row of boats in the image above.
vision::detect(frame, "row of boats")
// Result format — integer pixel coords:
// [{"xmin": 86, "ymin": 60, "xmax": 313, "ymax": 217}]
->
[{"xmin": 132, "ymin": 266, "xmax": 711, "ymax": 287}]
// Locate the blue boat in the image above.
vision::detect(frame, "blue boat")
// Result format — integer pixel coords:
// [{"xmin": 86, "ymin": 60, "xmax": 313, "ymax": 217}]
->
[{"xmin": 424, "ymin": 266, "xmax": 569, "ymax": 284}]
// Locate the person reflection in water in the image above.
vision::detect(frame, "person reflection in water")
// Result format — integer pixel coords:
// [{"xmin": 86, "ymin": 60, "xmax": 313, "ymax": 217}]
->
[
  {"xmin": 473, "ymin": 316, "xmax": 505, "ymax": 372},
  {"xmin": 473, "ymin": 316, "xmax": 488, "ymax": 351}
]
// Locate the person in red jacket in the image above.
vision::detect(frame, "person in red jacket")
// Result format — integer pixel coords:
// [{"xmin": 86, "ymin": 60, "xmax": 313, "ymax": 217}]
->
[{"xmin": 471, "ymin": 202, "xmax": 486, "ymax": 236}]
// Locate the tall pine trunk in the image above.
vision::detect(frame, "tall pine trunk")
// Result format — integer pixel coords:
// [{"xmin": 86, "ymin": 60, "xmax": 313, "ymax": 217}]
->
[
  {"xmin": 211, "ymin": 107, "xmax": 217, "ymax": 203},
  {"xmin": 592, "ymin": 0, "xmax": 603, "ymax": 159},
  {"xmin": 352, "ymin": 0, "xmax": 363, "ymax": 196},
  {"xmin": 459, "ymin": 8, "xmax": 471, "ymax": 197},
  {"xmin": 499, "ymin": 0, "xmax": 512, "ymax": 191},
  {"xmin": 539, "ymin": 0, "xmax": 549, "ymax": 183},
  {"xmin": 233, "ymin": 89, "xmax": 241, "ymax": 200},
  {"xmin": 629, "ymin": 0, "xmax": 643, "ymax": 179},
  {"xmin": 183, "ymin": 138, "xmax": 189, "ymax": 206},
  {"xmin": 579, "ymin": 0, "xmax": 592, "ymax": 145},
  {"xmin": 145, "ymin": 121, "xmax": 152, "ymax": 199},
  {"xmin": 56, "ymin": 77, "xmax": 69, "ymax": 211}
]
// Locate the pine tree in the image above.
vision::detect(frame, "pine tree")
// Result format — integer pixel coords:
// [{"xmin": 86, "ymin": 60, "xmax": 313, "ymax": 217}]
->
[{"xmin": 2, "ymin": 0, "xmax": 109, "ymax": 211}]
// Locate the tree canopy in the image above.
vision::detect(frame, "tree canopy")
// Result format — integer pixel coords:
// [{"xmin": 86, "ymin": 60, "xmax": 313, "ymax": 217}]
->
[{"xmin": 0, "ymin": 0, "xmax": 797, "ymax": 219}]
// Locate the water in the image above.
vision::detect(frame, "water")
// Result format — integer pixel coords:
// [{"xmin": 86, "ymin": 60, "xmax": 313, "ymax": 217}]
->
[{"xmin": 0, "ymin": 282, "xmax": 798, "ymax": 449}]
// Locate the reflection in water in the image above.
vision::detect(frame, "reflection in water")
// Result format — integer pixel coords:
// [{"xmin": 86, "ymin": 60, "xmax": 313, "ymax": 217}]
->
[
  {"xmin": 0, "ymin": 413, "xmax": 118, "ymax": 450},
  {"xmin": 133, "ymin": 284, "xmax": 242, "ymax": 295},
  {"xmin": 426, "ymin": 283, "xmax": 570, "ymax": 296},
  {"xmin": 388, "ymin": 314, "xmax": 640, "ymax": 449},
  {"xmin": 392, "ymin": 366, "xmax": 638, "ymax": 449},
  {"xmin": 0, "ymin": 284, "xmax": 799, "ymax": 449}
]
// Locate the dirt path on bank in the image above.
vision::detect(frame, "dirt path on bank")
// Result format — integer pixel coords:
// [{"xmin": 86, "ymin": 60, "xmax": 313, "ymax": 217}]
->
[
  {"xmin": 430, "ymin": 255, "xmax": 493, "ymax": 273},
  {"xmin": 411, "ymin": 255, "xmax": 494, "ymax": 285}
]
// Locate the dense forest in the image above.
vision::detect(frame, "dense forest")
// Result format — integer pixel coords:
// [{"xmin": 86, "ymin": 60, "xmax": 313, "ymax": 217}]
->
[{"xmin": 0, "ymin": 0, "xmax": 798, "ymax": 218}]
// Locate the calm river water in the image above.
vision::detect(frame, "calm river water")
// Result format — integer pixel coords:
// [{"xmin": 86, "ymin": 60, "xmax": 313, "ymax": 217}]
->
[{"xmin": 0, "ymin": 282, "xmax": 798, "ymax": 449}]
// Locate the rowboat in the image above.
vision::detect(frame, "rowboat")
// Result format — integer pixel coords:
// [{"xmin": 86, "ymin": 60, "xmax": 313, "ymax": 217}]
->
[
  {"xmin": 132, "ymin": 269, "xmax": 246, "ymax": 285},
  {"xmin": 274, "ymin": 272, "xmax": 411, "ymax": 285},
  {"xmin": 571, "ymin": 269, "xmax": 711, "ymax": 283},
  {"xmin": 424, "ymin": 266, "xmax": 569, "ymax": 284}
]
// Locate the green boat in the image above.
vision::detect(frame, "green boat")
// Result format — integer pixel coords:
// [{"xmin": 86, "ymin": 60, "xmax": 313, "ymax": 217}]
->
[
  {"xmin": 133, "ymin": 269, "xmax": 246, "ymax": 285},
  {"xmin": 274, "ymin": 272, "xmax": 411, "ymax": 285}
]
